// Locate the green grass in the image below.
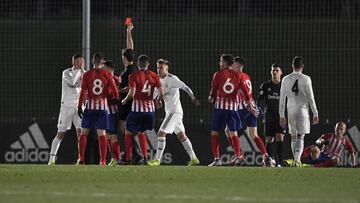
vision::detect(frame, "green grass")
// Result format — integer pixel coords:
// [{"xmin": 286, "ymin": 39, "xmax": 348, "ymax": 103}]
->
[{"xmin": 0, "ymin": 165, "xmax": 359, "ymax": 203}]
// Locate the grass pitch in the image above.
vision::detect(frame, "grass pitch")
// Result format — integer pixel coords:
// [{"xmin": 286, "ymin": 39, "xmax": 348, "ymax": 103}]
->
[{"xmin": 0, "ymin": 165, "xmax": 359, "ymax": 203}]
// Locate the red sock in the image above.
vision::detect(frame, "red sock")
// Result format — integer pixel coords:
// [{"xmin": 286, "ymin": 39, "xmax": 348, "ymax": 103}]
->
[
  {"xmin": 231, "ymin": 136, "xmax": 242, "ymax": 158},
  {"xmin": 78, "ymin": 134, "xmax": 87, "ymax": 161},
  {"xmin": 107, "ymin": 139, "xmax": 113, "ymax": 158},
  {"xmin": 314, "ymin": 159, "xmax": 336, "ymax": 167},
  {"xmin": 138, "ymin": 132, "xmax": 148, "ymax": 157},
  {"xmin": 125, "ymin": 134, "xmax": 133, "ymax": 161},
  {"xmin": 210, "ymin": 135, "xmax": 220, "ymax": 159},
  {"xmin": 301, "ymin": 146, "xmax": 313, "ymax": 162},
  {"xmin": 111, "ymin": 141, "xmax": 120, "ymax": 161},
  {"xmin": 98, "ymin": 135, "xmax": 107, "ymax": 163},
  {"xmin": 254, "ymin": 136, "xmax": 267, "ymax": 156},
  {"xmin": 227, "ymin": 136, "xmax": 234, "ymax": 150}
]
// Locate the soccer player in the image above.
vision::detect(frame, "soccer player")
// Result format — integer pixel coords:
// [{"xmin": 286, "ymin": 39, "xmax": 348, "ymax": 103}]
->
[
  {"xmin": 121, "ymin": 55, "xmax": 163, "ymax": 164},
  {"xmin": 147, "ymin": 59, "xmax": 200, "ymax": 166},
  {"xmin": 225, "ymin": 57, "xmax": 273, "ymax": 166},
  {"xmin": 208, "ymin": 54, "xmax": 254, "ymax": 166},
  {"xmin": 279, "ymin": 56, "xmax": 319, "ymax": 166},
  {"xmin": 48, "ymin": 54, "xmax": 85, "ymax": 165},
  {"xmin": 298, "ymin": 122, "xmax": 356, "ymax": 167},
  {"xmin": 119, "ymin": 23, "xmax": 147, "ymax": 163},
  {"xmin": 258, "ymin": 64, "xmax": 286, "ymax": 166},
  {"xmin": 77, "ymin": 53, "xmax": 119, "ymax": 166},
  {"xmin": 103, "ymin": 61, "xmax": 121, "ymax": 166}
]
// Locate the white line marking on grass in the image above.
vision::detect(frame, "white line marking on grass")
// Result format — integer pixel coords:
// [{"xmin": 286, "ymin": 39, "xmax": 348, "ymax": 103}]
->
[{"xmin": 1, "ymin": 190, "xmax": 358, "ymax": 203}]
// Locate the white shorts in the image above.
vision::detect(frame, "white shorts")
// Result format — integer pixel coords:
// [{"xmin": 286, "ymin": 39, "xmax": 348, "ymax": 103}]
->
[
  {"xmin": 57, "ymin": 106, "xmax": 81, "ymax": 132},
  {"xmin": 159, "ymin": 112, "xmax": 185, "ymax": 135},
  {"xmin": 287, "ymin": 108, "xmax": 310, "ymax": 135}
]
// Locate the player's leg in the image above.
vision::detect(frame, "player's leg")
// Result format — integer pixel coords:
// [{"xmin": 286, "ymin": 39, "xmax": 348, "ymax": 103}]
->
[
  {"xmin": 94, "ymin": 110, "xmax": 109, "ymax": 166},
  {"xmin": 137, "ymin": 132, "xmax": 148, "ymax": 160},
  {"xmin": 208, "ymin": 109, "xmax": 226, "ymax": 166},
  {"xmin": 314, "ymin": 156, "xmax": 339, "ymax": 167},
  {"xmin": 77, "ymin": 127, "xmax": 90, "ymax": 165},
  {"xmin": 265, "ymin": 136, "xmax": 274, "ymax": 160},
  {"xmin": 275, "ymin": 133, "xmax": 285, "ymax": 166},
  {"xmin": 175, "ymin": 123, "xmax": 199, "ymax": 166},
  {"xmin": 293, "ymin": 110, "xmax": 310, "ymax": 165},
  {"xmin": 225, "ymin": 110, "xmax": 244, "ymax": 166},
  {"xmin": 108, "ymin": 113, "xmax": 120, "ymax": 165}
]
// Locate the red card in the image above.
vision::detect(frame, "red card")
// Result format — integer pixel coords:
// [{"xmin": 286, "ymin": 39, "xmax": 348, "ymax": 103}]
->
[{"xmin": 125, "ymin": 17, "xmax": 132, "ymax": 26}]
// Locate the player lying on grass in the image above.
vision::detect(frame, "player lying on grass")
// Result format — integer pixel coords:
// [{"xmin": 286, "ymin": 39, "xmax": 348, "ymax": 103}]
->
[
  {"xmin": 148, "ymin": 59, "xmax": 200, "ymax": 166},
  {"xmin": 121, "ymin": 55, "xmax": 164, "ymax": 165},
  {"xmin": 285, "ymin": 122, "xmax": 356, "ymax": 167}
]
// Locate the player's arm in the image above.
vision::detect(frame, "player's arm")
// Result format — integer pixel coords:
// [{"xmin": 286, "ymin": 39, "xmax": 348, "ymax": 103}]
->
[
  {"xmin": 107, "ymin": 74, "xmax": 120, "ymax": 99},
  {"xmin": 240, "ymin": 77, "xmax": 255, "ymax": 108},
  {"xmin": 257, "ymin": 83, "xmax": 266, "ymax": 111},
  {"xmin": 121, "ymin": 75, "xmax": 135, "ymax": 105},
  {"xmin": 345, "ymin": 139, "xmax": 356, "ymax": 167},
  {"xmin": 208, "ymin": 72, "xmax": 218, "ymax": 103},
  {"xmin": 279, "ymin": 78, "xmax": 287, "ymax": 128},
  {"xmin": 126, "ymin": 24, "xmax": 134, "ymax": 49},
  {"xmin": 155, "ymin": 75, "xmax": 164, "ymax": 103},
  {"xmin": 63, "ymin": 69, "xmax": 82, "ymax": 88},
  {"xmin": 172, "ymin": 76, "xmax": 200, "ymax": 106},
  {"xmin": 305, "ymin": 77, "xmax": 319, "ymax": 124}
]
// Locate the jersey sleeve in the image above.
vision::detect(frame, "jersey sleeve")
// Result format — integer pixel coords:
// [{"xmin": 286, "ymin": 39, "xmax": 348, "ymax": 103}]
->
[
  {"xmin": 172, "ymin": 76, "xmax": 195, "ymax": 100},
  {"xmin": 128, "ymin": 73, "xmax": 136, "ymax": 88},
  {"xmin": 305, "ymin": 77, "xmax": 318, "ymax": 116},
  {"xmin": 78, "ymin": 74, "xmax": 88, "ymax": 107},
  {"xmin": 257, "ymin": 82, "xmax": 266, "ymax": 110},
  {"xmin": 63, "ymin": 69, "xmax": 82, "ymax": 88},
  {"xmin": 209, "ymin": 72, "xmax": 218, "ymax": 98},
  {"xmin": 345, "ymin": 139, "xmax": 355, "ymax": 154},
  {"xmin": 239, "ymin": 74, "xmax": 253, "ymax": 102},
  {"xmin": 107, "ymin": 73, "xmax": 119, "ymax": 99},
  {"xmin": 279, "ymin": 77, "xmax": 287, "ymax": 118}
]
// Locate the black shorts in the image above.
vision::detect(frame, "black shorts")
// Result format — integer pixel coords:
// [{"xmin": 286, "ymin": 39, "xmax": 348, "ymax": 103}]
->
[
  {"xmin": 119, "ymin": 103, "xmax": 132, "ymax": 121},
  {"xmin": 264, "ymin": 118, "xmax": 285, "ymax": 137}
]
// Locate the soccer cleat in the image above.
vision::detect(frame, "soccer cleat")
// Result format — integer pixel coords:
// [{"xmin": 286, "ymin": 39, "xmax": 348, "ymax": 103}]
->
[
  {"xmin": 76, "ymin": 159, "xmax": 85, "ymax": 165},
  {"xmin": 100, "ymin": 161, "xmax": 106, "ymax": 167},
  {"xmin": 208, "ymin": 158, "xmax": 222, "ymax": 167},
  {"xmin": 48, "ymin": 160, "xmax": 55, "ymax": 165},
  {"xmin": 140, "ymin": 155, "xmax": 149, "ymax": 165},
  {"xmin": 108, "ymin": 158, "xmax": 117, "ymax": 166},
  {"xmin": 262, "ymin": 155, "xmax": 275, "ymax": 167},
  {"xmin": 227, "ymin": 157, "xmax": 246, "ymax": 167},
  {"xmin": 293, "ymin": 161, "xmax": 302, "ymax": 168},
  {"xmin": 147, "ymin": 159, "xmax": 160, "ymax": 166},
  {"xmin": 283, "ymin": 159, "xmax": 295, "ymax": 167},
  {"xmin": 187, "ymin": 158, "xmax": 200, "ymax": 166}
]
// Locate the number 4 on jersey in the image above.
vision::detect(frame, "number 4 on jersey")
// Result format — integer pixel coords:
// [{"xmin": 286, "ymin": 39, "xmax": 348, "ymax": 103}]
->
[
  {"xmin": 292, "ymin": 79, "xmax": 299, "ymax": 95},
  {"xmin": 141, "ymin": 80, "xmax": 151, "ymax": 96}
]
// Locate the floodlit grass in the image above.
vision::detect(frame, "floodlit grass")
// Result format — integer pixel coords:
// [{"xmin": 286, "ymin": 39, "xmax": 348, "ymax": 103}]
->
[{"xmin": 0, "ymin": 164, "xmax": 359, "ymax": 203}]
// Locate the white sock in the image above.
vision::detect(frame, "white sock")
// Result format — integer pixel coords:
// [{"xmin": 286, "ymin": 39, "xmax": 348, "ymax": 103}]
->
[
  {"xmin": 155, "ymin": 137, "xmax": 166, "ymax": 161},
  {"xmin": 291, "ymin": 134, "xmax": 297, "ymax": 157},
  {"xmin": 181, "ymin": 138, "xmax": 197, "ymax": 160},
  {"xmin": 294, "ymin": 135, "xmax": 304, "ymax": 163},
  {"xmin": 49, "ymin": 137, "xmax": 62, "ymax": 162}
]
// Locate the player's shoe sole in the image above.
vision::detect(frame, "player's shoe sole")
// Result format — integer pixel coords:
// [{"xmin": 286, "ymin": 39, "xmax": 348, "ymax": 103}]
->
[
  {"xmin": 148, "ymin": 159, "xmax": 160, "ymax": 166},
  {"xmin": 187, "ymin": 158, "xmax": 200, "ymax": 166}
]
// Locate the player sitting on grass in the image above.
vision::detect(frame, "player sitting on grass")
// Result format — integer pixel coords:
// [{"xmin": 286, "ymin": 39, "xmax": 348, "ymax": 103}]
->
[
  {"xmin": 285, "ymin": 122, "xmax": 356, "ymax": 167},
  {"xmin": 148, "ymin": 59, "xmax": 200, "ymax": 166}
]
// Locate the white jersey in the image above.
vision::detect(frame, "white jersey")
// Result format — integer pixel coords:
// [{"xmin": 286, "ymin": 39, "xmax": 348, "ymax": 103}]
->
[
  {"xmin": 279, "ymin": 71, "xmax": 318, "ymax": 118},
  {"xmin": 156, "ymin": 74, "xmax": 195, "ymax": 115},
  {"xmin": 61, "ymin": 67, "xmax": 85, "ymax": 107}
]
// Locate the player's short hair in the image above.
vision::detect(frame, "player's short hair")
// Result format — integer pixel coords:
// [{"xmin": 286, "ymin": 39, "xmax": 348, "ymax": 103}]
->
[
  {"xmin": 72, "ymin": 53, "xmax": 83, "ymax": 61},
  {"xmin": 271, "ymin": 63, "xmax": 281, "ymax": 69},
  {"xmin": 233, "ymin": 56, "xmax": 246, "ymax": 66},
  {"xmin": 92, "ymin": 52, "xmax": 105, "ymax": 65},
  {"xmin": 292, "ymin": 56, "xmax": 304, "ymax": 69},
  {"xmin": 221, "ymin": 54, "xmax": 234, "ymax": 66},
  {"xmin": 122, "ymin": 48, "xmax": 135, "ymax": 62},
  {"xmin": 157, "ymin": 58, "xmax": 170, "ymax": 66},
  {"xmin": 138, "ymin": 55, "xmax": 150, "ymax": 68},
  {"xmin": 104, "ymin": 60, "xmax": 115, "ymax": 69}
]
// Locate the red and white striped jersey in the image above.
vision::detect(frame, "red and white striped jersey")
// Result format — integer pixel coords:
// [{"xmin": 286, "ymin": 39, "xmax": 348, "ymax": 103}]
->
[
  {"xmin": 108, "ymin": 104, "xmax": 119, "ymax": 114},
  {"xmin": 86, "ymin": 99, "xmax": 108, "ymax": 110},
  {"xmin": 237, "ymin": 72, "xmax": 254, "ymax": 110},
  {"xmin": 129, "ymin": 69, "xmax": 162, "ymax": 112},
  {"xmin": 107, "ymin": 75, "xmax": 121, "ymax": 114},
  {"xmin": 321, "ymin": 133, "xmax": 355, "ymax": 158}
]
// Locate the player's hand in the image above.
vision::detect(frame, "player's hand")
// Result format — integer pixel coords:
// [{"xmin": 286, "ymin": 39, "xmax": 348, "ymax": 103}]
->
[
  {"xmin": 279, "ymin": 117, "xmax": 287, "ymax": 129},
  {"xmin": 119, "ymin": 87, "xmax": 129, "ymax": 93},
  {"xmin": 313, "ymin": 116, "xmax": 319, "ymax": 125},
  {"xmin": 248, "ymin": 106, "xmax": 259, "ymax": 118},
  {"xmin": 127, "ymin": 24, "xmax": 134, "ymax": 32},
  {"xmin": 192, "ymin": 98, "xmax": 200, "ymax": 106},
  {"xmin": 155, "ymin": 99, "xmax": 162, "ymax": 109},
  {"xmin": 207, "ymin": 96, "xmax": 214, "ymax": 103},
  {"xmin": 77, "ymin": 107, "xmax": 84, "ymax": 119},
  {"xmin": 121, "ymin": 99, "xmax": 127, "ymax": 105}
]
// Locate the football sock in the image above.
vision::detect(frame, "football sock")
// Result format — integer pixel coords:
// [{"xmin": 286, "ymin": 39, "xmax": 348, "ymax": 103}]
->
[
  {"xmin": 210, "ymin": 135, "xmax": 220, "ymax": 159},
  {"xmin": 254, "ymin": 136, "xmax": 267, "ymax": 156},
  {"xmin": 314, "ymin": 159, "xmax": 335, "ymax": 167},
  {"xmin": 226, "ymin": 136, "xmax": 234, "ymax": 151},
  {"xmin": 276, "ymin": 141, "xmax": 284, "ymax": 164},
  {"xmin": 98, "ymin": 135, "xmax": 107, "ymax": 163},
  {"xmin": 78, "ymin": 134, "xmax": 87, "ymax": 161},
  {"xmin": 125, "ymin": 134, "xmax": 133, "ymax": 161},
  {"xmin": 155, "ymin": 137, "xmax": 166, "ymax": 160},
  {"xmin": 294, "ymin": 136, "xmax": 304, "ymax": 162},
  {"xmin": 107, "ymin": 139, "xmax": 113, "ymax": 158},
  {"xmin": 291, "ymin": 134, "xmax": 296, "ymax": 157},
  {"xmin": 230, "ymin": 136, "xmax": 241, "ymax": 158},
  {"xmin": 49, "ymin": 137, "xmax": 62, "ymax": 162},
  {"xmin": 138, "ymin": 133, "xmax": 148, "ymax": 157},
  {"xmin": 181, "ymin": 138, "xmax": 197, "ymax": 160},
  {"xmin": 111, "ymin": 141, "xmax": 120, "ymax": 161},
  {"xmin": 266, "ymin": 142, "xmax": 273, "ymax": 158}
]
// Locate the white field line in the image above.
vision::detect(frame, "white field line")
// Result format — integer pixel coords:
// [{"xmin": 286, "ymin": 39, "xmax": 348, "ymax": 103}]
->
[{"xmin": 0, "ymin": 190, "xmax": 359, "ymax": 203}]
